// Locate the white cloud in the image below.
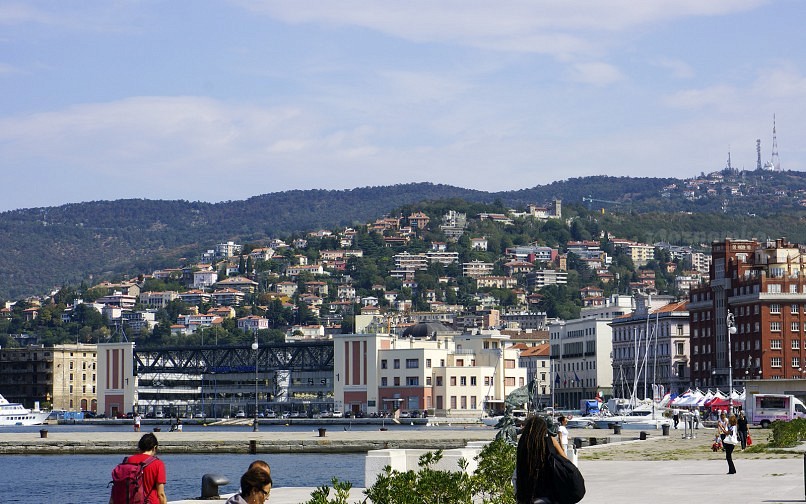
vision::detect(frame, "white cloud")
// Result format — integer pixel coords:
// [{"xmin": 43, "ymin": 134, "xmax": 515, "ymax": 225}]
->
[
  {"xmin": 237, "ymin": 0, "xmax": 768, "ymax": 58},
  {"xmin": 567, "ymin": 62, "xmax": 625, "ymax": 86},
  {"xmin": 651, "ymin": 58, "xmax": 695, "ymax": 80}
]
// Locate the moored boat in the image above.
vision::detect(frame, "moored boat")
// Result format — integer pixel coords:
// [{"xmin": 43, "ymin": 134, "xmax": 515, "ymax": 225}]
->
[{"xmin": 0, "ymin": 394, "xmax": 50, "ymax": 426}]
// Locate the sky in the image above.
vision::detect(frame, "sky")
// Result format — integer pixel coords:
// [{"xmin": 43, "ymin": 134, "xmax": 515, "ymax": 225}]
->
[{"xmin": 1, "ymin": 0, "xmax": 805, "ymax": 212}]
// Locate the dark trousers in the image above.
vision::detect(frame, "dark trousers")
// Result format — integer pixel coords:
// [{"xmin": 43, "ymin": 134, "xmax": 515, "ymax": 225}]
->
[{"xmin": 725, "ymin": 443, "xmax": 736, "ymax": 473}]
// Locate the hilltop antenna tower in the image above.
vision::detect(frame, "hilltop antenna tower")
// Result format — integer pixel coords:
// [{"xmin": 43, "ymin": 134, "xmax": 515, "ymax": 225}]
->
[
  {"xmin": 756, "ymin": 139, "xmax": 762, "ymax": 170},
  {"xmin": 771, "ymin": 114, "xmax": 781, "ymax": 171}
]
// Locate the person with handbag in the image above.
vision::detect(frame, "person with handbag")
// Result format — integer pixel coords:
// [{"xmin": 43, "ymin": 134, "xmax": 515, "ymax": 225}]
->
[
  {"xmin": 515, "ymin": 415, "xmax": 586, "ymax": 504},
  {"xmin": 737, "ymin": 411, "xmax": 749, "ymax": 450},
  {"xmin": 723, "ymin": 414, "xmax": 739, "ymax": 474}
]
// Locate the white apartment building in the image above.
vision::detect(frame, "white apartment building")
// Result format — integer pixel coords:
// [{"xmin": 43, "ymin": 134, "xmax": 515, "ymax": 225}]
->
[
  {"xmin": 549, "ymin": 316, "xmax": 615, "ymax": 409},
  {"xmin": 609, "ymin": 300, "xmax": 691, "ymax": 400},
  {"xmin": 332, "ymin": 329, "xmax": 527, "ymax": 417}
]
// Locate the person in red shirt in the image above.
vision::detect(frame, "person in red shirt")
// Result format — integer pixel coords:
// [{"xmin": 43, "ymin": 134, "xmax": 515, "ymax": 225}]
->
[{"xmin": 110, "ymin": 433, "xmax": 167, "ymax": 504}]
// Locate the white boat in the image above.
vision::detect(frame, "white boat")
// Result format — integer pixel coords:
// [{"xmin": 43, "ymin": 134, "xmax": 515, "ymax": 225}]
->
[
  {"xmin": 565, "ymin": 416, "xmax": 595, "ymax": 429},
  {"xmin": 0, "ymin": 394, "xmax": 50, "ymax": 426}
]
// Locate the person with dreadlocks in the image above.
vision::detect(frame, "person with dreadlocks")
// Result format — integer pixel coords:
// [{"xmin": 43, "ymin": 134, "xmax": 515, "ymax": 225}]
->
[{"xmin": 515, "ymin": 415, "xmax": 583, "ymax": 504}]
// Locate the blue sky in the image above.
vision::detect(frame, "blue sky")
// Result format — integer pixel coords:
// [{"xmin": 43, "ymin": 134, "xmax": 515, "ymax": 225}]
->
[{"xmin": 1, "ymin": 0, "xmax": 804, "ymax": 212}]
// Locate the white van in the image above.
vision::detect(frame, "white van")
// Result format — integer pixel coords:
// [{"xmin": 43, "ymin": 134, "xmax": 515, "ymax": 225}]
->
[{"xmin": 746, "ymin": 393, "xmax": 806, "ymax": 428}]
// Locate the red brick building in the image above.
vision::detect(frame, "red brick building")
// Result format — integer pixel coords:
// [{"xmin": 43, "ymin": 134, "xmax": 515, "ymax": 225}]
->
[{"xmin": 689, "ymin": 238, "xmax": 806, "ymax": 389}]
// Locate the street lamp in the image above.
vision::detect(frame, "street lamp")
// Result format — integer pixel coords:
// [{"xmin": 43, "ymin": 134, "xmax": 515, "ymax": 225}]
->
[
  {"xmin": 726, "ymin": 311, "xmax": 737, "ymax": 398},
  {"xmin": 252, "ymin": 334, "xmax": 259, "ymax": 432}
]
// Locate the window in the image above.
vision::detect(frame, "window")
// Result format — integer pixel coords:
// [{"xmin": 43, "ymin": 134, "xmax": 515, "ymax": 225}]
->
[
  {"xmin": 381, "ymin": 360, "xmax": 387, "ymax": 369},
  {"xmin": 426, "ymin": 359, "xmax": 432, "ymax": 368},
  {"xmin": 440, "ymin": 359, "xmax": 445, "ymax": 367},
  {"xmin": 471, "ymin": 376, "xmax": 477, "ymax": 386},
  {"xmin": 771, "ymin": 322, "xmax": 781, "ymax": 332},
  {"xmin": 450, "ymin": 396, "xmax": 457, "ymax": 409},
  {"xmin": 406, "ymin": 377, "xmax": 419, "ymax": 386},
  {"xmin": 436, "ymin": 376, "xmax": 443, "ymax": 386},
  {"xmin": 793, "ymin": 304, "xmax": 800, "ymax": 314},
  {"xmin": 393, "ymin": 359, "xmax": 400, "ymax": 369},
  {"xmin": 770, "ymin": 303, "xmax": 781, "ymax": 314},
  {"xmin": 771, "ymin": 357, "xmax": 782, "ymax": 368},
  {"xmin": 771, "ymin": 340, "xmax": 782, "ymax": 350},
  {"xmin": 793, "ymin": 357, "xmax": 801, "ymax": 368},
  {"xmin": 460, "ymin": 376, "xmax": 467, "ymax": 386},
  {"xmin": 793, "ymin": 322, "xmax": 801, "ymax": 332},
  {"xmin": 504, "ymin": 359, "xmax": 515, "ymax": 369},
  {"xmin": 393, "ymin": 377, "xmax": 400, "ymax": 386},
  {"xmin": 793, "ymin": 340, "xmax": 800, "ymax": 350},
  {"xmin": 406, "ymin": 359, "xmax": 419, "ymax": 369},
  {"xmin": 426, "ymin": 376, "xmax": 432, "ymax": 386},
  {"xmin": 461, "ymin": 396, "xmax": 467, "ymax": 409},
  {"xmin": 456, "ymin": 359, "xmax": 464, "ymax": 366},
  {"xmin": 450, "ymin": 376, "xmax": 457, "ymax": 386},
  {"xmin": 792, "ymin": 284, "xmax": 799, "ymax": 293},
  {"xmin": 768, "ymin": 284, "xmax": 782, "ymax": 294},
  {"xmin": 677, "ymin": 324, "xmax": 684, "ymax": 336},
  {"xmin": 676, "ymin": 342, "xmax": 684, "ymax": 355},
  {"xmin": 505, "ymin": 377, "xmax": 515, "ymax": 386}
]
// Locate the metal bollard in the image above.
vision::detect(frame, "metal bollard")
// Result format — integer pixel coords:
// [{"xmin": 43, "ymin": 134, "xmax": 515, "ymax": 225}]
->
[
  {"xmin": 249, "ymin": 440, "xmax": 257, "ymax": 454},
  {"xmin": 201, "ymin": 473, "xmax": 230, "ymax": 499}
]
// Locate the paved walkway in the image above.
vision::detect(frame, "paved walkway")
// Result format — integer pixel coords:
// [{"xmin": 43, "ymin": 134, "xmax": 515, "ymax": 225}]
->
[{"xmin": 172, "ymin": 457, "xmax": 806, "ymax": 504}]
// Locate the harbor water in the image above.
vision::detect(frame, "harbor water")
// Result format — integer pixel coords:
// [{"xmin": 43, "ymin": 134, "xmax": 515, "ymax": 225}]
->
[{"xmin": 0, "ymin": 452, "xmax": 365, "ymax": 503}]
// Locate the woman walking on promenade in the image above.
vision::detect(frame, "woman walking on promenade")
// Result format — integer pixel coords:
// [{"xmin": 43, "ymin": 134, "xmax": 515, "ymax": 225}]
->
[{"xmin": 724, "ymin": 414, "xmax": 738, "ymax": 474}]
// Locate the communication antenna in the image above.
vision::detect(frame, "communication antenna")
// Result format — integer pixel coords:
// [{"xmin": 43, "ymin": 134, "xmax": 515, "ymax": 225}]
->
[
  {"xmin": 756, "ymin": 139, "xmax": 762, "ymax": 170},
  {"xmin": 771, "ymin": 114, "xmax": 781, "ymax": 171}
]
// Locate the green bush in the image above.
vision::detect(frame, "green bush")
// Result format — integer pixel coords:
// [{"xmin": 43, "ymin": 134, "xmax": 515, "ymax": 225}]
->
[
  {"xmin": 768, "ymin": 418, "xmax": 806, "ymax": 448},
  {"xmin": 304, "ymin": 438, "xmax": 516, "ymax": 504}
]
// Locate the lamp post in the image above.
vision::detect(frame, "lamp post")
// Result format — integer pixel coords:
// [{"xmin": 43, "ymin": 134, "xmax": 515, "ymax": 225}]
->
[
  {"xmin": 726, "ymin": 311, "xmax": 737, "ymax": 398},
  {"xmin": 252, "ymin": 334, "xmax": 259, "ymax": 432}
]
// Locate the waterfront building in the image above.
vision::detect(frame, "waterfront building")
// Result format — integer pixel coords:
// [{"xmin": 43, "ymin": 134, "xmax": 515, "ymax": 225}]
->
[
  {"xmin": 0, "ymin": 343, "xmax": 98, "ymax": 412},
  {"xmin": 609, "ymin": 300, "xmax": 690, "ymax": 400},
  {"xmin": 689, "ymin": 237, "xmax": 806, "ymax": 389},
  {"xmin": 332, "ymin": 329, "xmax": 527, "ymax": 417}
]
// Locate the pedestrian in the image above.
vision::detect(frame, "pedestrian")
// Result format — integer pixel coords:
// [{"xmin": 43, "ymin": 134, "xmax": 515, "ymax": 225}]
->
[
  {"xmin": 557, "ymin": 415, "xmax": 569, "ymax": 454},
  {"xmin": 134, "ymin": 413, "xmax": 142, "ymax": 432},
  {"xmin": 110, "ymin": 432, "xmax": 167, "ymax": 504},
  {"xmin": 673, "ymin": 408, "xmax": 680, "ymax": 429},
  {"xmin": 737, "ymin": 411, "xmax": 749, "ymax": 450},
  {"xmin": 717, "ymin": 412, "xmax": 728, "ymax": 443},
  {"xmin": 248, "ymin": 459, "xmax": 271, "ymax": 477},
  {"xmin": 225, "ymin": 466, "xmax": 273, "ymax": 504},
  {"xmin": 723, "ymin": 414, "xmax": 738, "ymax": 474},
  {"xmin": 514, "ymin": 416, "xmax": 585, "ymax": 504}
]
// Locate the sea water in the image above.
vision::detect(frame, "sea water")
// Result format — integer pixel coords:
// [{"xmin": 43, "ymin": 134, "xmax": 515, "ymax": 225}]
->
[{"xmin": 0, "ymin": 452, "xmax": 365, "ymax": 503}]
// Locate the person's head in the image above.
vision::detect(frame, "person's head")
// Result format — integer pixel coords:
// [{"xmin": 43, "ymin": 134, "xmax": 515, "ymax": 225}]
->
[
  {"xmin": 720, "ymin": 412, "xmax": 726, "ymax": 418},
  {"xmin": 249, "ymin": 459, "xmax": 271, "ymax": 477},
  {"xmin": 137, "ymin": 433, "xmax": 159, "ymax": 453},
  {"xmin": 558, "ymin": 415, "xmax": 567, "ymax": 425},
  {"xmin": 729, "ymin": 414, "xmax": 737, "ymax": 426},
  {"xmin": 515, "ymin": 416, "xmax": 552, "ymax": 503},
  {"xmin": 739, "ymin": 411, "xmax": 745, "ymax": 418},
  {"xmin": 240, "ymin": 467, "xmax": 272, "ymax": 502}
]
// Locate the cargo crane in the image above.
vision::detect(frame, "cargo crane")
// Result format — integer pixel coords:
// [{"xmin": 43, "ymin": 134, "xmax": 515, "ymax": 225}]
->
[{"xmin": 582, "ymin": 195, "xmax": 625, "ymax": 213}]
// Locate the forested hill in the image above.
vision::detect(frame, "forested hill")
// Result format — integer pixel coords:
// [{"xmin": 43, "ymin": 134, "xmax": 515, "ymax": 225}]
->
[{"xmin": 3, "ymin": 172, "xmax": 806, "ymax": 300}]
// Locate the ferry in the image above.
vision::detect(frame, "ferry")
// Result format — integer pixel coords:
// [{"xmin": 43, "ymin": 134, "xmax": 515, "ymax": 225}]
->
[{"xmin": 0, "ymin": 394, "xmax": 50, "ymax": 426}]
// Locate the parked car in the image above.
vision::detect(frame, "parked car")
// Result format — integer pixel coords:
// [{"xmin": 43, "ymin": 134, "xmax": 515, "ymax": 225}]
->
[
  {"xmin": 194, "ymin": 412, "xmax": 206, "ymax": 418},
  {"xmin": 154, "ymin": 411, "xmax": 165, "ymax": 418},
  {"xmin": 264, "ymin": 410, "xmax": 277, "ymax": 419},
  {"xmin": 332, "ymin": 410, "xmax": 343, "ymax": 418},
  {"xmin": 235, "ymin": 410, "xmax": 246, "ymax": 418}
]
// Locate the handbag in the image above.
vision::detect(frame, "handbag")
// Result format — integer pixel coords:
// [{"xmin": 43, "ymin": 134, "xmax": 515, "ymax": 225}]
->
[
  {"xmin": 747, "ymin": 433, "xmax": 753, "ymax": 446},
  {"xmin": 543, "ymin": 448, "xmax": 586, "ymax": 504},
  {"xmin": 723, "ymin": 432, "xmax": 739, "ymax": 445}
]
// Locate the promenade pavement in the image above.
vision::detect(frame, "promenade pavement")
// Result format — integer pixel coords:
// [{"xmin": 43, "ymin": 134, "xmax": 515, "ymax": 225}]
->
[{"xmin": 163, "ymin": 427, "xmax": 806, "ymax": 504}]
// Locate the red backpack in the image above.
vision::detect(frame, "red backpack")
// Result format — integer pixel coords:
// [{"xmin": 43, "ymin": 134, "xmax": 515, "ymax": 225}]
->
[{"xmin": 109, "ymin": 455, "xmax": 157, "ymax": 504}]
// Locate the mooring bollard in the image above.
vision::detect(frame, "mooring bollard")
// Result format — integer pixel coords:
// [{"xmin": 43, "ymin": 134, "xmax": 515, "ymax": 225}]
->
[
  {"xmin": 249, "ymin": 440, "xmax": 257, "ymax": 454},
  {"xmin": 39, "ymin": 429, "xmax": 48, "ymax": 438},
  {"xmin": 201, "ymin": 473, "xmax": 230, "ymax": 499},
  {"xmin": 318, "ymin": 427, "xmax": 327, "ymax": 437}
]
